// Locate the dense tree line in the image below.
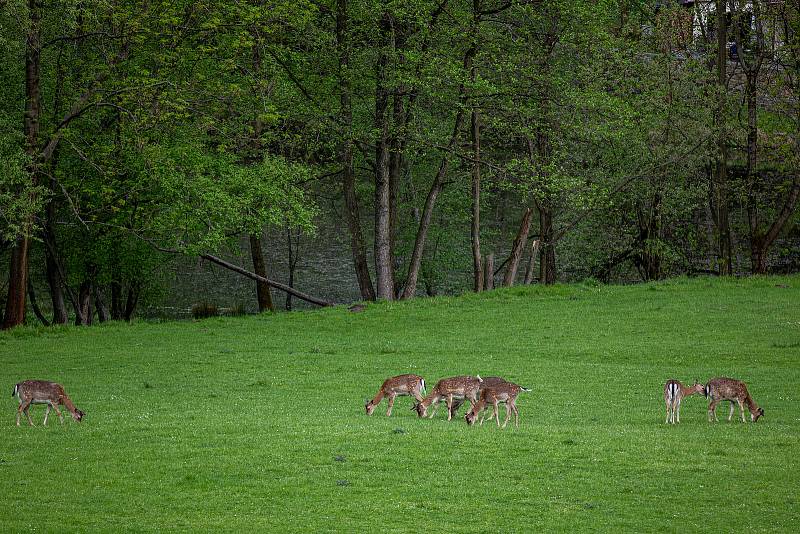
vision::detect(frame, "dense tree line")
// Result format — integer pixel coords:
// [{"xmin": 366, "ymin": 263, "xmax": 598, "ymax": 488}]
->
[{"xmin": 0, "ymin": 0, "xmax": 798, "ymax": 328}]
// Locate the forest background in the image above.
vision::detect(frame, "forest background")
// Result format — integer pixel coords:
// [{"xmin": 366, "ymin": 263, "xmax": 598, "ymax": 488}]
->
[{"xmin": 1, "ymin": 0, "xmax": 798, "ymax": 325}]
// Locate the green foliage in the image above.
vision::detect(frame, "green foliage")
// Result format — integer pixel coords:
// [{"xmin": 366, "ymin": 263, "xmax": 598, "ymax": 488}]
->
[{"xmin": 0, "ymin": 126, "xmax": 45, "ymax": 241}]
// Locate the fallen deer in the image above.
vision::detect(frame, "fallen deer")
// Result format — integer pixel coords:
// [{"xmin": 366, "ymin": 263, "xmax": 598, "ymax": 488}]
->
[
  {"xmin": 664, "ymin": 379, "xmax": 704, "ymax": 424},
  {"xmin": 13, "ymin": 380, "xmax": 85, "ymax": 426},
  {"xmin": 365, "ymin": 374, "xmax": 426, "ymax": 416},
  {"xmin": 465, "ymin": 381, "xmax": 530, "ymax": 428},
  {"xmin": 413, "ymin": 375, "xmax": 483, "ymax": 420},
  {"xmin": 705, "ymin": 377, "xmax": 764, "ymax": 423}
]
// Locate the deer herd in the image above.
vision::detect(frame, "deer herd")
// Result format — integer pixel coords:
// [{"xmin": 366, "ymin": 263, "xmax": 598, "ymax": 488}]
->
[
  {"xmin": 11, "ymin": 374, "xmax": 763, "ymax": 428},
  {"xmin": 364, "ymin": 374, "xmax": 765, "ymax": 428}
]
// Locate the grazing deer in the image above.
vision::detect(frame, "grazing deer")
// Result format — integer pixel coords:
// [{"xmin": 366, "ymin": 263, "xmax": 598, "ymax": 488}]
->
[
  {"xmin": 412, "ymin": 375, "xmax": 483, "ymax": 420},
  {"xmin": 465, "ymin": 381, "xmax": 530, "ymax": 428},
  {"xmin": 365, "ymin": 374, "xmax": 426, "ymax": 416},
  {"xmin": 705, "ymin": 377, "xmax": 764, "ymax": 423},
  {"xmin": 463, "ymin": 376, "xmax": 508, "ymax": 423},
  {"xmin": 13, "ymin": 380, "xmax": 85, "ymax": 427},
  {"xmin": 663, "ymin": 379, "xmax": 704, "ymax": 424}
]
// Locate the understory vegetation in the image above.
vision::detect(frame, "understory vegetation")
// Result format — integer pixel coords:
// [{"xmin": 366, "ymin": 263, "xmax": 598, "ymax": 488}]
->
[{"xmin": 2, "ymin": 276, "xmax": 798, "ymax": 531}]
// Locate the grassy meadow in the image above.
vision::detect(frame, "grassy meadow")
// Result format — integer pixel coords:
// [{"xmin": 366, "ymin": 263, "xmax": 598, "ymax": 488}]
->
[{"xmin": 1, "ymin": 276, "xmax": 799, "ymax": 532}]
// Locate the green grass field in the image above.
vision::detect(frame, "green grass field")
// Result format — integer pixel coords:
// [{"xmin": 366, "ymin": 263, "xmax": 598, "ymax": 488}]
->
[{"xmin": 2, "ymin": 276, "xmax": 799, "ymax": 532}]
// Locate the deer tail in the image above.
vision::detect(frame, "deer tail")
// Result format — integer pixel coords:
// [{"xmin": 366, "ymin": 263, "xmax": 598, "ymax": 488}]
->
[
  {"xmin": 12, "ymin": 383, "xmax": 18, "ymax": 397},
  {"xmin": 703, "ymin": 384, "xmax": 711, "ymax": 399},
  {"xmin": 520, "ymin": 386, "xmax": 531, "ymax": 392},
  {"xmin": 420, "ymin": 378, "xmax": 426, "ymax": 396}
]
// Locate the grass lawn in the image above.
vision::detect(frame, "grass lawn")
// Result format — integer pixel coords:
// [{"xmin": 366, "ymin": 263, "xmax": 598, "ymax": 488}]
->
[{"xmin": 1, "ymin": 275, "xmax": 799, "ymax": 532}]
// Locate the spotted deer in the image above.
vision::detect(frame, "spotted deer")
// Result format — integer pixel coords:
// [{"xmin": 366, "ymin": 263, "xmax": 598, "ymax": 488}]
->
[
  {"xmin": 465, "ymin": 381, "xmax": 530, "ymax": 428},
  {"xmin": 412, "ymin": 375, "xmax": 483, "ymax": 420},
  {"xmin": 663, "ymin": 379, "xmax": 704, "ymax": 424},
  {"xmin": 365, "ymin": 374, "xmax": 426, "ymax": 416},
  {"xmin": 705, "ymin": 377, "xmax": 764, "ymax": 423},
  {"xmin": 13, "ymin": 380, "xmax": 85, "ymax": 426},
  {"xmin": 456, "ymin": 376, "xmax": 508, "ymax": 423}
]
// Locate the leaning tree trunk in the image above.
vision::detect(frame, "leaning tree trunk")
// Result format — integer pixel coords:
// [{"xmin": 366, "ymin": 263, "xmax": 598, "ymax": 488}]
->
[
  {"xmin": 249, "ymin": 233, "xmax": 274, "ymax": 312},
  {"xmin": 400, "ymin": 32, "xmax": 475, "ymax": 299},
  {"xmin": 503, "ymin": 208, "xmax": 533, "ymax": 286},
  {"xmin": 523, "ymin": 240, "xmax": 541, "ymax": 285}
]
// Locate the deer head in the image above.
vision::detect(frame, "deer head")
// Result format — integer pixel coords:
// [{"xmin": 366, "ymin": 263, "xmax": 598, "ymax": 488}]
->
[
  {"xmin": 464, "ymin": 410, "xmax": 478, "ymax": 426},
  {"xmin": 752, "ymin": 407, "xmax": 764, "ymax": 422},
  {"xmin": 365, "ymin": 400, "xmax": 375, "ymax": 416}
]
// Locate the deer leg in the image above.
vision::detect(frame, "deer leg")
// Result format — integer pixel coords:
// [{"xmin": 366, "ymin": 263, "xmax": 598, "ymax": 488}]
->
[
  {"xmin": 665, "ymin": 400, "xmax": 671, "ymax": 424},
  {"xmin": 43, "ymin": 405, "xmax": 51, "ymax": 426},
  {"xmin": 428, "ymin": 397, "xmax": 439, "ymax": 419},
  {"xmin": 22, "ymin": 401, "xmax": 34, "ymax": 426},
  {"xmin": 510, "ymin": 400, "xmax": 519, "ymax": 428},
  {"xmin": 727, "ymin": 401, "xmax": 735, "ymax": 422},
  {"xmin": 54, "ymin": 404, "xmax": 64, "ymax": 424},
  {"xmin": 16, "ymin": 402, "xmax": 25, "ymax": 427},
  {"xmin": 737, "ymin": 399, "xmax": 746, "ymax": 423},
  {"xmin": 676, "ymin": 397, "xmax": 682, "ymax": 424},
  {"xmin": 493, "ymin": 401, "xmax": 501, "ymax": 427},
  {"xmin": 708, "ymin": 399, "xmax": 720, "ymax": 422},
  {"xmin": 479, "ymin": 404, "xmax": 489, "ymax": 425},
  {"xmin": 502, "ymin": 403, "xmax": 512, "ymax": 429},
  {"xmin": 446, "ymin": 395, "xmax": 454, "ymax": 421},
  {"xmin": 386, "ymin": 394, "xmax": 396, "ymax": 417}
]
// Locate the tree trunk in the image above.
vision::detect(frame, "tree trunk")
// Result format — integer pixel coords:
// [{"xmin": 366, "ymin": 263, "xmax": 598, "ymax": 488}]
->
[
  {"xmin": 374, "ymin": 12, "xmax": 395, "ymax": 300},
  {"xmin": 3, "ymin": 0, "xmax": 41, "ymax": 330},
  {"xmin": 638, "ymin": 192, "xmax": 663, "ymax": 281},
  {"xmin": 389, "ymin": 26, "xmax": 407, "ymax": 296},
  {"xmin": 483, "ymin": 253, "xmax": 494, "ymax": 290},
  {"xmin": 75, "ymin": 280, "xmax": 92, "ymax": 326},
  {"xmin": 470, "ymin": 106, "xmax": 483, "ymax": 292},
  {"xmin": 201, "ymin": 254, "xmax": 333, "ymax": 307},
  {"xmin": 539, "ymin": 208, "xmax": 556, "ymax": 285},
  {"xmin": 111, "ymin": 278, "xmax": 123, "ymax": 321},
  {"xmin": 336, "ymin": 0, "xmax": 375, "ymax": 301},
  {"xmin": 123, "ymin": 282, "xmax": 140, "ymax": 322},
  {"xmin": 249, "ymin": 233, "xmax": 274, "ymax": 312},
  {"xmin": 44, "ymin": 201, "xmax": 67, "ymax": 324},
  {"xmin": 3, "ymin": 239, "xmax": 30, "ymax": 329},
  {"xmin": 94, "ymin": 286, "xmax": 110, "ymax": 323},
  {"xmin": 27, "ymin": 278, "xmax": 49, "ymax": 327},
  {"xmin": 285, "ymin": 226, "xmax": 300, "ymax": 311},
  {"xmin": 523, "ymin": 240, "xmax": 541, "ymax": 285},
  {"xmin": 714, "ymin": 0, "xmax": 733, "ymax": 275},
  {"xmin": 503, "ymin": 208, "xmax": 533, "ymax": 286},
  {"xmin": 745, "ymin": 71, "xmax": 762, "ymax": 274}
]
